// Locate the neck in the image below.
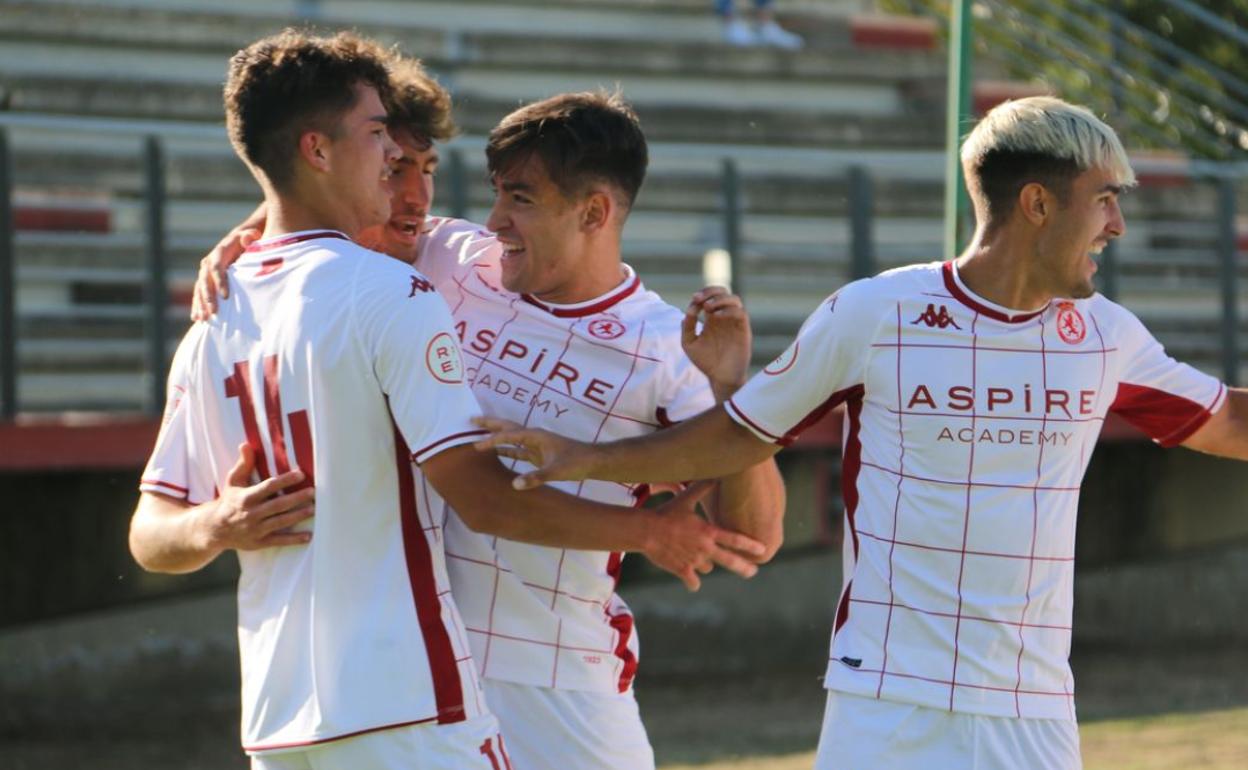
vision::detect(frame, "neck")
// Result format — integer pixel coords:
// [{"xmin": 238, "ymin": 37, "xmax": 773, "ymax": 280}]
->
[
  {"xmin": 954, "ymin": 227, "xmax": 1053, "ymax": 312},
  {"xmin": 533, "ymin": 242, "xmax": 627, "ymax": 305},
  {"xmin": 262, "ymin": 184, "xmax": 362, "ymax": 241}
]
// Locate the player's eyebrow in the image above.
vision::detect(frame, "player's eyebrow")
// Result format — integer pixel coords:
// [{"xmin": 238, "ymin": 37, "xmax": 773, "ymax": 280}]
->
[
  {"xmin": 1099, "ymin": 183, "xmax": 1123, "ymax": 195},
  {"xmin": 499, "ymin": 180, "xmax": 535, "ymax": 194}
]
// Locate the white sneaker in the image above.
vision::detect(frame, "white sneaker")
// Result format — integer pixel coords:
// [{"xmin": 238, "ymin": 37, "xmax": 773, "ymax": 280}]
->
[
  {"xmin": 757, "ymin": 20, "xmax": 804, "ymax": 50},
  {"xmin": 722, "ymin": 18, "xmax": 759, "ymax": 47}
]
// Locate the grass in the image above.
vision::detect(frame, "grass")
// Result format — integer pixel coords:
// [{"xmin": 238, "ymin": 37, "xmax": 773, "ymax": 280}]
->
[{"xmin": 658, "ymin": 707, "xmax": 1248, "ymax": 769}]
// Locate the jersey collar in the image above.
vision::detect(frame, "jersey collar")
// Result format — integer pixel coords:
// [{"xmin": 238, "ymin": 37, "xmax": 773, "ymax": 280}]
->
[
  {"xmin": 244, "ymin": 230, "xmax": 351, "ymax": 253},
  {"xmin": 941, "ymin": 261, "xmax": 1048, "ymax": 324},
  {"xmin": 521, "ymin": 265, "xmax": 641, "ymax": 318}
]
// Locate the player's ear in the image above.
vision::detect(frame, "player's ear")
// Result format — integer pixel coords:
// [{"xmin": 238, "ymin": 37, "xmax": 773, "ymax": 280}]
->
[
  {"xmin": 1017, "ymin": 182, "xmax": 1049, "ymax": 226},
  {"xmin": 298, "ymin": 130, "xmax": 332, "ymax": 173},
  {"xmin": 580, "ymin": 189, "xmax": 613, "ymax": 234}
]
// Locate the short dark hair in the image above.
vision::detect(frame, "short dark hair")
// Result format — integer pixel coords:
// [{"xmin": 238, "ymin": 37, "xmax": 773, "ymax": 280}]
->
[
  {"xmin": 486, "ymin": 90, "xmax": 648, "ymax": 212},
  {"xmin": 970, "ymin": 150, "xmax": 1081, "ymax": 223},
  {"xmin": 224, "ymin": 29, "xmax": 393, "ymax": 191},
  {"xmin": 385, "ymin": 55, "xmax": 456, "ymax": 145}
]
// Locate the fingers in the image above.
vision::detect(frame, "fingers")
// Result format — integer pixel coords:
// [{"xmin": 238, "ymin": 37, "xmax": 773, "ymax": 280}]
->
[
  {"xmin": 252, "ymin": 485, "xmax": 316, "ymax": 518},
  {"xmin": 226, "ymin": 443, "xmax": 255, "ymax": 486},
  {"xmin": 713, "ymin": 529, "xmax": 768, "ymax": 559},
  {"xmin": 678, "ymin": 568, "xmax": 702, "ymax": 593},
  {"xmin": 247, "ymin": 469, "xmax": 306, "ymax": 502},
  {"xmin": 671, "ymin": 479, "xmax": 717, "ymax": 508},
  {"xmin": 257, "ymin": 501, "xmax": 315, "ymax": 535},
  {"xmin": 512, "ymin": 470, "xmax": 553, "ymax": 491},
  {"xmin": 472, "ymin": 416, "xmax": 523, "ymax": 432},
  {"xmin": 257, "ymin": 530, "xmax": 314, "ymax": 547},
  {"xmin": 710, "ymin": 546, "xmax": 760, "ymax": 579}
]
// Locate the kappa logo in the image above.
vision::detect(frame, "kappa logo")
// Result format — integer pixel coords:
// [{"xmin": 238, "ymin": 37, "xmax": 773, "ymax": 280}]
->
[
  {"xmin": 587, "ymin": 318, "xmax": 626, "ymax": 340},
  {"xmin": 911, "ymin": 303, "xmax": 962, "ymax": 329},
  {"xmin": 1056, "ymin": 302, "xmax": 1086, "ymax": 344},
  {"xmin": 409, "ymin": 276, "xmax": 434, "ymax": 296}
]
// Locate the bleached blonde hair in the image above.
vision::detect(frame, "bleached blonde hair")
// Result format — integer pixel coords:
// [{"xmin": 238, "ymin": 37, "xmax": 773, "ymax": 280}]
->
[{"xmin": 961, "ymin": 97, "xmax": 1135, "ymax": 226}]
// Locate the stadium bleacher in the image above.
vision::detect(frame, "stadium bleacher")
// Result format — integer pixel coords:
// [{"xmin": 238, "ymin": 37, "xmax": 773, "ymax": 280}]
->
[{"xmin": 1, "ymin": 0, "xmax": 1244, "ymax": 417}]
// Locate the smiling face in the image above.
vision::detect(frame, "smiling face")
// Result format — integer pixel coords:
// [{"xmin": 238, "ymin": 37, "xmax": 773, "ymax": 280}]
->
[
  {"xmin": 359, "ymin": 128, "xmax": 437, "ymax": 263},
  {"xmin": 324, "ymin": 83, "xmax": 401, "ymax": 236},
  {"xmin": 485, "ymin": 153, "xmax": 595, "ymax": 302},
  {"xmin": 1036, "ymin": 165, "xmax": 1126, "ymax": 299}
]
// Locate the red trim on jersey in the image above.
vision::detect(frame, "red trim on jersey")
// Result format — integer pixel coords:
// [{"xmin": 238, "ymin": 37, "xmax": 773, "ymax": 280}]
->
[
  {"xmin": 391, "ymin": 420, "xmax": 466, "ymax": 725},
  {"xmin": 1109, "ymin": 382, "xmax": 1222, "ymax": 447},
  {"xmin": 520, "ymin": 271, "xmax": 641, "ymax": 318},
  {"xmin": 411, "ymin": 430, "xmax": 490, "ymax": 463},
  {"xmin": 607, "ymin": 609, "xmax": 639, "ymax": 693},
  {"xmin": 243, "ymin": 230, "xmax": 349, "ymax": 253},
  {"xmin": 140, "ymin": 478, "xmax": 189, "ymax": 496},
  {"xmin": 243, "ymin": 714, "xmax": 439, "ymax": 752},
  {"xmin": 833, "ymin": 388, "xmax": 866, "ymax": 636},
  {"xmin": 941, "ymin": 262, "xmax": 1047, "ymax": 324},
  {"xmin": 255, "ymin": 257, "xmax": 284, "ymax": 276}
]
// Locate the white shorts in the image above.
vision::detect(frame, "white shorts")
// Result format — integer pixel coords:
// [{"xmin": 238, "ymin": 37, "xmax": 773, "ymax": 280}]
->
[
  {"xmin": 484, "ymin": 679, "xmax": 655, "ymax": 770},
  {"xmin": 814, "ymin": 690, "xmax": 1082, "ymax": 770},
  {"xmin": 250, "ymin": 714, "xmax": 511, "ymax": 770}
]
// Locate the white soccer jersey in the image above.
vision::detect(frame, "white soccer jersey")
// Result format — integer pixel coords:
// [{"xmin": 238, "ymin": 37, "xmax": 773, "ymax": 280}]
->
[
  {"xmin": 727, "ymin": 261, "xmax": 1225, "ymax": 721},
  {"xmin": 139, "ymin": 231, "xmax": 489, "ymax": 752},
  {"xmin": 417, "ymin": 217, "xmax": 715, "ymax": 694}
]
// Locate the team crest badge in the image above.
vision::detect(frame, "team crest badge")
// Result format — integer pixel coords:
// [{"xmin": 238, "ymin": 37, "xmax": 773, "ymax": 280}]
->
[
  {"xmin": 763, "ymin": 342, "xmax": 799, "ymax": 376},
  {"xmin": 588, "ymin": 318, "xmax": 626, "ymax": 340},
  {"xmin": 1056, "ymin": 302, "xmax": 1086, "ymax": 345},
  {"xmin": 426, "ymin": 332, "xmax": 464, "ymax": 383}
]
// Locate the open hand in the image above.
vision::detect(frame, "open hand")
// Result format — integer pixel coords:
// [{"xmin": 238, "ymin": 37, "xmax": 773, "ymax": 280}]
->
[
  {"xmin": 682, "ymin": 286, "xmax": 751, "ymax": 401},
  {"xmin": 190, "ymin": 225, "xmax": 261, "ymax": 320},
  {"xmin": 646, "ymin": 481, "xmax": 766, "ymax": 591},
  {"xmin": 201, "ymin": 443, "xmax": 315, "ymax": 551},
  {"xmin": 472, "ymin": 417, "xmax": 597, "ymax": 489}
]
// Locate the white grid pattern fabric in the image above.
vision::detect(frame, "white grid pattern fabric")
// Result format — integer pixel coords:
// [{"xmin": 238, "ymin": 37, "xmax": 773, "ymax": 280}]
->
[
  {"xmin": 418, "ymin": 217, "xmax": 716, "ymax": 694},
  {"xmin": 140, "ymin": 232, "xmax": 489, "ymax": 751},
  {"xmin": 728, "ymin": 261, "xmax": 1225, "ymax": 720}
]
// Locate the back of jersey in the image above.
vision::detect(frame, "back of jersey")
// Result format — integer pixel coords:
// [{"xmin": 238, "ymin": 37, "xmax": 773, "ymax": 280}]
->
[{"xmin": 140, "ymin": 231, "xmax": 488, "ymax": 752}]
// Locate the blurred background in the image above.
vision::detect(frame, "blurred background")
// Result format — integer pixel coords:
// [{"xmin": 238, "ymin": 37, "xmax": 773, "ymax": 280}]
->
[{"xmin": 0, "ymin": 0, "xmax": 1246, "ymax": 767}]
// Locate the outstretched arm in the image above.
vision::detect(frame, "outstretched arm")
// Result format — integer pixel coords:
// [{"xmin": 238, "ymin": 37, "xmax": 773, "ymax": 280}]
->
[
  {"xmin": 422, "ymin": 444, "xmax": 766, "ymax": 591},
  {"xmin": 1182, "ymin": 388, "xmax": 1248, "ymax": 460},
  {"xmin": 476, "ymin": 406, "xmax": 781, "ymax": 491}
]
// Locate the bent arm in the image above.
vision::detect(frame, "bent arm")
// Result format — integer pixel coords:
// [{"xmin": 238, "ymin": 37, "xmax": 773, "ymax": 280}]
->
[
  {"xmin": 582, "ymin": 407, "xmax": 781, "ymax": 485},
  {"xmin": 1182, "ymin": 387, "xmax": 1248, "ymax": 460},
  {"xmin": 709, "ymin": 455, "xmax": 786, "ymax": 563},
  {"xmin": 423, "ymin": 445, "xmax": 661, "ymax": 551},
  {"xmin": 129, "ymin": 493, "xmax": 221, "ymax": 574}
]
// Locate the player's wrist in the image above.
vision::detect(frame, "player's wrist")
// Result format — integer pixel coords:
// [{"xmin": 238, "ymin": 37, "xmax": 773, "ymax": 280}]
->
[{"xmin": 710, "ymin": 377, "xmax": 746, "ymax": 404}]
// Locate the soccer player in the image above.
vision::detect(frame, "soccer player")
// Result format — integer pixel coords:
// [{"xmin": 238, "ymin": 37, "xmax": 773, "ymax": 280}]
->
[
  {"xmin": 476, "ymin": 96, "xmax": 1248, "ymax": 768},
  {"xmin": 130, "ymin": 32, "xmax": 765, "ymax": 770},
  {"xmin": 192, "ymin": 82, "xmax": 785, "ymax": 769}
]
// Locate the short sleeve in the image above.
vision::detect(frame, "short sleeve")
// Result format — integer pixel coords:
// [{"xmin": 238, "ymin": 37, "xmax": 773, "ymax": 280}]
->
[
  {"xmin": 655, "ymin": 341, "xmax": 715, "ymax": 426},
  {"xmin": 1109, "ymin": 308, "xmax": 1226, "ymax": 447},
  {"xmin": 140, "ymin": 326, "xmax": 212, "ymax": 502},
  {"xmin": 727, "ymin": 286, "xmax": 872, "ymax": 446},
  {"xmin": 357, "ymin": 264, "xmax": 486, "ymax": 463}
]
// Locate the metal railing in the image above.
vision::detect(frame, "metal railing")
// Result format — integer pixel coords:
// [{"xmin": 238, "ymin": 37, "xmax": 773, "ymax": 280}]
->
[{"xmin": 0, "ymin": 115, "xmax": 885, "ymax": 418}]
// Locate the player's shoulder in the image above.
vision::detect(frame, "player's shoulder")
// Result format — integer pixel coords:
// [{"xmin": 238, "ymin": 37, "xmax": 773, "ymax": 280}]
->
[
  {"xmin": 813, "ymin": 260, "xmax": 944, "ymax": 321},
  {"xmin": 422, "ymin": 217, "xmax": 500, "ymax": 260},
  {"xmin": 1076, "ymin": 292, "xmax": 1149, "ymax": 338}
]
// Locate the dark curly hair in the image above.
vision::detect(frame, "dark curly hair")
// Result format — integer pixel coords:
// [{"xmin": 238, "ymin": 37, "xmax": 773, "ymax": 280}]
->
[{"xmin": 224, "ymin": 29, "xmax": 394, "ymax": 191}]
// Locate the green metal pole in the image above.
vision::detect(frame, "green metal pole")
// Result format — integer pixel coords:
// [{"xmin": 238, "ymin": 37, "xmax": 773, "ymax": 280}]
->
[{"xmin": 943, "ymin": 0, "xmax": 974, "ymax": 261}]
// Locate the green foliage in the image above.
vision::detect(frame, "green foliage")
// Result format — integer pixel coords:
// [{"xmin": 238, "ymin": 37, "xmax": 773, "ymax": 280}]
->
[{"xmin": 880, "ymin": 0, "xmax": 1248, "ymax": 159}]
